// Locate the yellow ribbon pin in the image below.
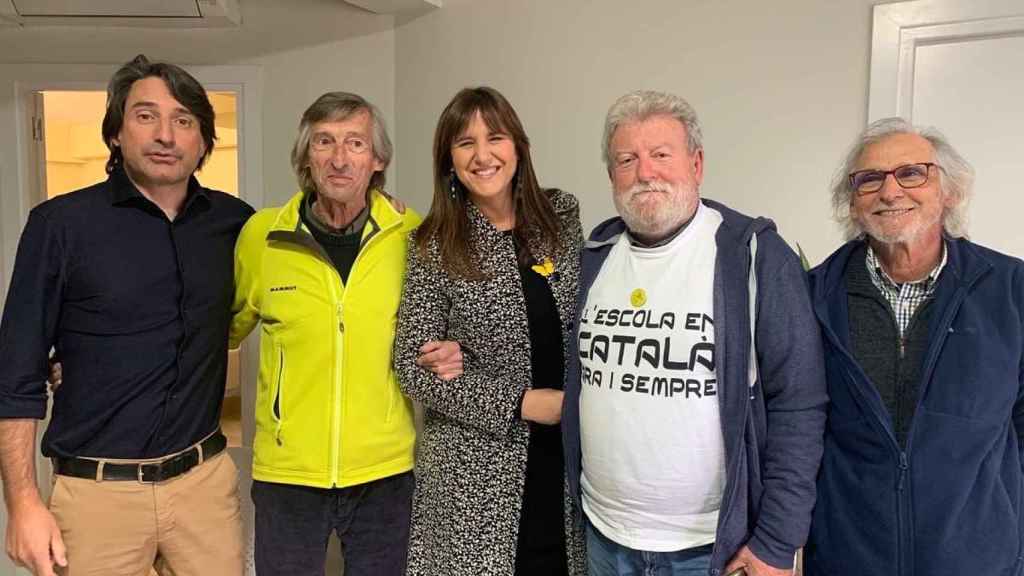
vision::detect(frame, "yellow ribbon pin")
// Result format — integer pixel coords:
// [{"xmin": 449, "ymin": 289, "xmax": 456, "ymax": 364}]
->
[{"xmin": 531, "ymin": 258, "xmax": 555, "ymax": 278}]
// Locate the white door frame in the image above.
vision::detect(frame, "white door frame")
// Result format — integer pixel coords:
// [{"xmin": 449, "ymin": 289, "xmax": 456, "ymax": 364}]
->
[{"xmin": 869, "ymin": 0, "xmax": 1024, "ymax": 121}]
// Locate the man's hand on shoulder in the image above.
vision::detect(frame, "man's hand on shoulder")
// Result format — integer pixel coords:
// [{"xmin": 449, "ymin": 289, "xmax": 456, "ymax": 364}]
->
[
  {"xmin": 378, "ymin": 190, "xmax": 406, "ymax": 214},
  {"xmin": 724, "ymin": 545, "xmax": 792, "ymax": 576},
  {"xmin": 6, "ymin": 498, "xmax": 66, "ymax": 576}
]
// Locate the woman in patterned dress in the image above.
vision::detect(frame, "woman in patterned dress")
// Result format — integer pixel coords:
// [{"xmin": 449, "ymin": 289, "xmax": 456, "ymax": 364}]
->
[{"xmin": 393, "ymin": 86, "xmax": 585, "ymax": 576}]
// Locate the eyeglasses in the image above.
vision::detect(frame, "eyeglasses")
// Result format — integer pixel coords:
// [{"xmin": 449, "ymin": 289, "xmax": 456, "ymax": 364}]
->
[{"xmin": 848, "ymin": 162, "xmax": 936, "ymax": 195}]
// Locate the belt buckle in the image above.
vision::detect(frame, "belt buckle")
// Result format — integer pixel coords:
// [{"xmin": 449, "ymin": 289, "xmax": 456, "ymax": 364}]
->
[
  {"xmin": 134, "ymin": 445, "xmax": 203, "ymax": 484},
  {"xmin": 138, "ymin": 462, "xmax": 160, "ymax": 483}
]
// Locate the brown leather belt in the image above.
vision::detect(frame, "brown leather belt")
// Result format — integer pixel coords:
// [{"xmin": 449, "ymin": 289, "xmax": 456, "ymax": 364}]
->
[{"xmin": 54, "ymin": 431, "xmax": 227, "ymax": 483}]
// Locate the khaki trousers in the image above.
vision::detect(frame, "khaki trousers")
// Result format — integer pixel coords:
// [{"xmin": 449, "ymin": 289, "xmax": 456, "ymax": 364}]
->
[{"xmin": 49, "ymin": 451, "xmax": 243, "ymax": 576}]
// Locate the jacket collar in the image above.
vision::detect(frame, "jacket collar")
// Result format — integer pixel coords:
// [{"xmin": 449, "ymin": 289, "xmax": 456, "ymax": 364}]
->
[
  {"xmin": 810, "ymin": 235, "xmax": 993, "ymax": 334},
  {"xmin": 465, "ymin": 198, "xmax": 500, "ymax": 239},
  {"xmin": 268, "ymin": 188, "xmax": 398, "ymax": 236},
  {"xmin": 264, "ymin": 189, "xmax": 399, "ymax": 261},
  {"xmin": 464, "ymin": 199, "xmax": 561, "ymax": 264},
  {"xmin": 939, "ymin": 235, "xmax": 992, "ymax": 288}
]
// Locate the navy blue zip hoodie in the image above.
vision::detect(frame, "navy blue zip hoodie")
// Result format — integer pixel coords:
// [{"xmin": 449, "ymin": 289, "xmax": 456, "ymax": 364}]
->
[
  {"xmin": 562, "ymin": 199, "xmax": 827, "ymax": 573},
  {"xmin": 805, "ymin": 237, "xmax": 1024, "ymax": 576}
]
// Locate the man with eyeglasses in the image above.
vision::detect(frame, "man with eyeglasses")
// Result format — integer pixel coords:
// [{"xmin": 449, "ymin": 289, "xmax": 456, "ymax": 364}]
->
[
  {"xmin": 803, "ymin": 117, "xmax": 1024, "ymax": 576},
  {"xmin": 230, "ymin": 92, "xmax": 460, "ymax": 575}
]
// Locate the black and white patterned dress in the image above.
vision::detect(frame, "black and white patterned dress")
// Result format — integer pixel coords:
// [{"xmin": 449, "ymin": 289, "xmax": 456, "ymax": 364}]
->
[{"xmin": 394, "ymin": 189, "xmax": 585, "ymax": 576}]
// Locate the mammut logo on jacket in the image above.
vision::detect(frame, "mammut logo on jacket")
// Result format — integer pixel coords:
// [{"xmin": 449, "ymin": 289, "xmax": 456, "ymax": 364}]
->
[{"xmin": 269, "ymin": 285, "xmax": 297, "ymax": 293}]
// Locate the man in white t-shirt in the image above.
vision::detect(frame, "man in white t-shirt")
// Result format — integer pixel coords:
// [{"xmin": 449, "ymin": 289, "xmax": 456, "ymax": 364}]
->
[{"xmin": 562, "ymin": 91, "xmax": 827, "ymax": 576}]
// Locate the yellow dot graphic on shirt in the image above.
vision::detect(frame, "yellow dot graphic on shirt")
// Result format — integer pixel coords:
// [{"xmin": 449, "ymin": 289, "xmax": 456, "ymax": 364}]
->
[{"xmin": 630, "ymin": 288, "xmax": 647, "ymax": 308}]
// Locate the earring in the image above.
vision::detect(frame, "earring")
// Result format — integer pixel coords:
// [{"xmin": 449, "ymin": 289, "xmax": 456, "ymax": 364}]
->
[{"xmin": 449, "ymin": 169, "xmax": 459, "ymax": 201}]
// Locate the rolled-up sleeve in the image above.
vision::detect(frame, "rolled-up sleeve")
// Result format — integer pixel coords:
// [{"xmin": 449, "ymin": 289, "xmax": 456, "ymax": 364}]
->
[{"xmin": 0, "ymin": 209, "xmax": 64, "ymax": 419}]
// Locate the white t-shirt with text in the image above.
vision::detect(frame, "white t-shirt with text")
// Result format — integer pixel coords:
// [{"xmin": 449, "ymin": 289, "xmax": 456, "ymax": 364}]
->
[{"xmin": 580, "ymin": 203, "xmax": 726, "ymax": 552}]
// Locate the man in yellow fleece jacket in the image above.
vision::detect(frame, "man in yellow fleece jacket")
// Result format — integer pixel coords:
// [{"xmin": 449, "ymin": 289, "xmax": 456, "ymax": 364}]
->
[{"xmin": 231, "ymin": 92, "xmax": 459, "ymax": 576}]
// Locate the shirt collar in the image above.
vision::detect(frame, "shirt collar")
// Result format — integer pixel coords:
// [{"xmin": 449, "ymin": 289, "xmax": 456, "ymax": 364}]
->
[
  {"xmin": 865, "ymin": 240, "xmax": 947, "ymax": 293},
  {"xmin": 108, "ymin": 165, "xmax": 209, "ymax": 211}
]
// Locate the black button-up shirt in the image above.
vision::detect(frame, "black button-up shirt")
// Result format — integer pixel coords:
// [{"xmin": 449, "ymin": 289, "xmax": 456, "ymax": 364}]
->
[{"xmin": 0, "ymin": 168, "xmax": 253, "ymax": 459}]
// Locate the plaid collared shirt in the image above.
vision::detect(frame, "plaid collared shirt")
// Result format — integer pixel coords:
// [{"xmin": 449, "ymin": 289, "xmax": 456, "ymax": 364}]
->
[{"xmin": 865, "ymin": 242, "xmax": 948, "ymax": 339}]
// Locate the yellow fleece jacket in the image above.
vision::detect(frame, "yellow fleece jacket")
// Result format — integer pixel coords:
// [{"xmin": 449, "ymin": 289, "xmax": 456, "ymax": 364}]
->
[{"xmin": 230, "ymin": 190, "xmax": 420, "ymax": 488}]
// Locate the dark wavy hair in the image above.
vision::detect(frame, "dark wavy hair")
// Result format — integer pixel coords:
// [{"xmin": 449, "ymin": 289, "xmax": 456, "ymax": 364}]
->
[
  {"xmin": 417, "ymin": 86, "xmax": 559, "ymax": 280},
  {"xmin": 101, "ymin": 54, "xmax": 216, "ymax": 173}
]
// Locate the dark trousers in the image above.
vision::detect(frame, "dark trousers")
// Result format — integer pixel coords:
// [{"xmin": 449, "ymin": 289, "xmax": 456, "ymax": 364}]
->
[{"xmin": 251, "ymin": 471, "xmax": 414, "ymax": 576}]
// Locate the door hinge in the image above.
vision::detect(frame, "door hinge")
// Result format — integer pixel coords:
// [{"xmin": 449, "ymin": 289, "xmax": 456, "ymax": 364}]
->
[{"xmin": 32, "ymin": 116, "xmax": 43, "ymax": 142}]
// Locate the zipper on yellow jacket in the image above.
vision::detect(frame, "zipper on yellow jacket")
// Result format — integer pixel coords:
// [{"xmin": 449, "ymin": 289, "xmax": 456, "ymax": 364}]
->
[
  {"xmin": 326, "ymin": 209, "xmax": 400, "ymax": 488},
  {"xmin": 326, "ymin": 265, "xmax": 343, "ymax": 488}
]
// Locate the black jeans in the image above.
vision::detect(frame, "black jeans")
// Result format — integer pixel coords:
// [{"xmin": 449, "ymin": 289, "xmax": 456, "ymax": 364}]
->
[{"xmin": 251, "ymin": 471, "xmax": 414, "ymax": 576}]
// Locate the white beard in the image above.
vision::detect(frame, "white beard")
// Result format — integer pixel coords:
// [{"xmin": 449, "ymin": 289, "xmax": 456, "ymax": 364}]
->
[{"xmin": 614, "ymin": 179, "xmax": 698, "ymax": 240}]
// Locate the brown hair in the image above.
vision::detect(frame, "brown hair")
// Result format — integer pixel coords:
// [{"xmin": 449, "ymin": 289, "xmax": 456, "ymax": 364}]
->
[{"xmin": 417, "ymin": 87, "xmax": 559, "ymax": 280}]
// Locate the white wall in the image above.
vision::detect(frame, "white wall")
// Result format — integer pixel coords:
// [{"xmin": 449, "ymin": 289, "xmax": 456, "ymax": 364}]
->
[{"xmin": 395, "ymin": 0, "xmax": 905, "ymax": 266}]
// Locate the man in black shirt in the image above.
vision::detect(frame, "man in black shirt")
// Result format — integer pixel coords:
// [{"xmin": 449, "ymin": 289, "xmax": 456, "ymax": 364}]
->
[{"xmin": 0, "ymin": 55, "xmax": 252, "ymax": 576}]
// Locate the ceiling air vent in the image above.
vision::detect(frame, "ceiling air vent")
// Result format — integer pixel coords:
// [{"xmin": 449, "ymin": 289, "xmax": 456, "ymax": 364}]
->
[
  {"xmin": 0, "ymin": 0, "xmax": 241, "ymax": 27},
  {"xmin": 342, "ymin": 0, "xmax": 441, "ymax": 15}
]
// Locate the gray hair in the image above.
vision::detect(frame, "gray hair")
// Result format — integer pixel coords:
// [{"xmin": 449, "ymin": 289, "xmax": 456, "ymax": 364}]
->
[
  {"xmin": 831, "ymin": 116, "xmax": 974, "ymax": 239},
  {"xmin": 602, "ymin": 90, "xmax": 704, "ymax": 170},
  {"xmin": 291, "ymin": 92, "xmax": 393, "ymax": 195}
]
